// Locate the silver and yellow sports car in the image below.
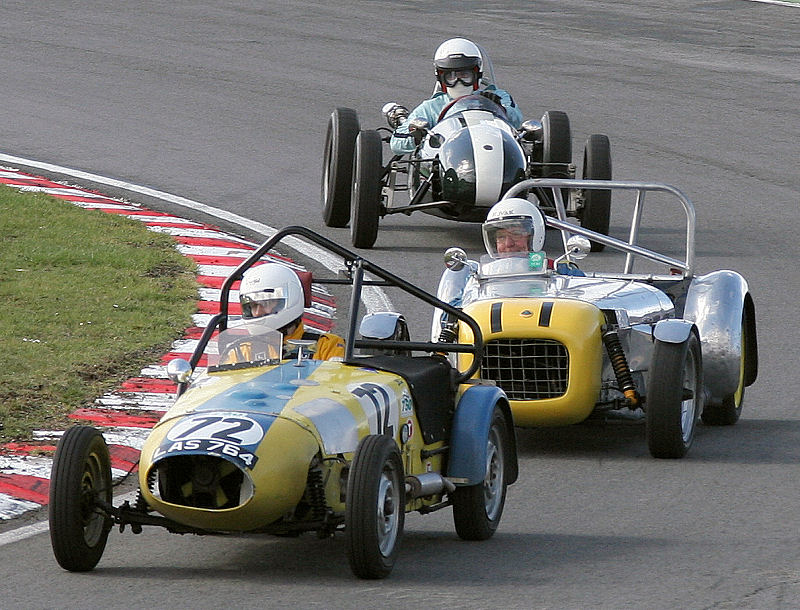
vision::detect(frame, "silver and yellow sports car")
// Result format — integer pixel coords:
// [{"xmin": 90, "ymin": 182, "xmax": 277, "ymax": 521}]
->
[
  {"xmin": 49, "ymin": 227, "xmax": 517, "ymax": 579},
  {"xmin": 433, "ymin": 179, "xmax": 758, "ymax": 459}
]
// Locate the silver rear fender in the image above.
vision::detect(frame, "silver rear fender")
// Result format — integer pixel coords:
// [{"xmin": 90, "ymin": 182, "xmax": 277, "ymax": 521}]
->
[{"xmin": 684, "ymin": 270, "xmax": 750, "ymax": 402}]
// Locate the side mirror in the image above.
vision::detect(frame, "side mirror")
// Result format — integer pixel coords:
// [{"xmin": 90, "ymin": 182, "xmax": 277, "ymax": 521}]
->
[
  {"xmin": 360, "ymin": 312, "xmax": 409, "ymax": 341},
  {"xmin": 520, "ymin": 119, "xmax": 543, "ymax": 143},
  {"xmin": 444, "ymin": 247, "xmax": 468, "ymax": 271},
  {"xmin": 566, "ymin": 235, "xmax": 591, "ymax": 260},
  {"xmin": 166, "ymin": 358, "xmax": 193, "ymax": 384}
]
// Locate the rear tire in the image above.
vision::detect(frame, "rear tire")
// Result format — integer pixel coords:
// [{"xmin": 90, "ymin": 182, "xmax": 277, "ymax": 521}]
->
[
  {"xmin": 49, "ymin": 426, "xmax": 113, "ymax": 572},
  {"xmin": 580, "ymin": 134, "xmax": 612, "ymax": 251},
  {"xmin": 322, "ymin": 107, "xmax": 359, "ymax": 227},
  {"xmin": 350, "ymin": 130, "xmax": 383, "ymax": 249},
  {"xmin": 346, "ymin": 435, "xmax": 405, "ymax": 579},
  {"xmin": 646, "ymin": 333, "xmax": 703, "ymax": 458},
  {"xmin": 452, "ymin": 406, "xmax": 510, "ymax": 540}
]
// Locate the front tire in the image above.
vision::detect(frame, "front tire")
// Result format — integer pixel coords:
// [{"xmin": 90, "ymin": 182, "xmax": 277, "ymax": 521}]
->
[
  {"xmin": 580, "ymin": 134, "xmax": 612, "ymax": 251},
  {"xmin": 49, "ymin": 426, "xmax": 113, "ymax": 572},
  {"xmin": 452, "ymin": 406, "xmax": 510, "ymax": 540},
  {"xmin": 350, "ymin": 130, "xmax": 383, "ymax": 249},
  {"xmin": 321, "ymin": 107, "xmax": 359, "ymax": 228},
  {"xmin": 541, "ymin": 110, "xmax": 572, "ymax": 174},
  {"xmin": 646, "ymin": 333, "xmax": 703, "ymax": 458},
  {"xmin": 345, "ymin": 435, "xmax": 405, "ymax": 579}
]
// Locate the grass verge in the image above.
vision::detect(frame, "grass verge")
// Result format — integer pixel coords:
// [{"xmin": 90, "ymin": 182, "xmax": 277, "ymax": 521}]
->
[{"xmin": 0, "ymin": 184, "xmax": 198, "ymax": 443}]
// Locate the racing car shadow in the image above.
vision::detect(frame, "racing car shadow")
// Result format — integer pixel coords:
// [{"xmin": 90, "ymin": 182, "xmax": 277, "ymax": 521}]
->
[
  {"xmin": 514, "ymin": 420, "xmax": 652, "ymax": 459},
  {"xmin": 93, "ymin": 527, "xmax": 664, "ymax": 583},
  {"xmin": 513, "ymin": 417, "xmax": 800, "ymax": 465}
]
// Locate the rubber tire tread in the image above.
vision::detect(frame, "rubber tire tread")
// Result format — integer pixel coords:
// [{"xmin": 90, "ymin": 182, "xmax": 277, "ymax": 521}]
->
[
  {"xmin": 322, "ymin": 107, "xmax": 359, "ymax": 227},
  {"xmin": 345, "ymin": 434, "xmax": 405, "ymax": 579},
  {"xmin": 541, "ymin": 111, "xmax": 572, "ymax": 174},
  {"xmin": 581, "ymin": 134, "xmax": 612, "ymax": 251},
  {"xmin": 350, "ymin": 130, "xmax": 383, "ymax": 249},
  {"xmin": 49, "ymin": 425, "xmax": 112, "ymax": 572},
  {"xmin": 646, "ymin": 334, "xmax": 702, "ymax": 459}
]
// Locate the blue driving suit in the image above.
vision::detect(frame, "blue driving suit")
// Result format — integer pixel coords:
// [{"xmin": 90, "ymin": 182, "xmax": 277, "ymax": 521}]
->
[{"xmin": 389, "ymin": 85, "xmax": 523, "ymax": 154}]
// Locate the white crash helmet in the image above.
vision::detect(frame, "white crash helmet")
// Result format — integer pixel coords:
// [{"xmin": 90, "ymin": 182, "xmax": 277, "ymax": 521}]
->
[
  {"xmin": 434, "ymin": 38, "xmax": 483, "ymax": 99},
  {"xmin": 482, "ymin": 197, "xmax": 546, "ymax": 257},
  {"xmin": 239, "ymin": 263, "xmax": 304, "ymax": 332}
]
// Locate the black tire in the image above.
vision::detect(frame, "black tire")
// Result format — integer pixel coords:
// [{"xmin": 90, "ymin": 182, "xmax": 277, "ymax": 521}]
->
[
  {"xmin": 49, "ymin": 426, "xmax": 113, "ymax": 571},
  {"xmin": 321, "ymin": 107, "xmax": 359, "ymax": 228},
  {"xmin": 646, "ymin": 332, "xmax": 703, "ymax": 459},
  {"xmin": 541, "ymin": 110, "xmax": 572, "ymax": 176},
  {"xmin": 702, "ymin": 315, "xmax": 747, "ymax": 425},
  {"xmin": 540, "ymin": 110, "xmax": 572, "ymax": 210},
  {"xmin": 350, "ymin": 130, "xmax": 383, "ymax": 249},
  {"xmin": 452, "ymin": 406, "xmax": 510, "ymax": 540},
  {"xmin": 580, "ymin": 134, "xmax": 612, "ymax": 252},
  {"xmin": 345, "ymin": 435, "xmax": 405, "ymax": 579}
]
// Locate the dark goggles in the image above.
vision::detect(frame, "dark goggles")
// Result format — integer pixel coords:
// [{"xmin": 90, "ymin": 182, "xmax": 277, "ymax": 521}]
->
[{"xmin": 438, "ymin": 67, "xmax": 477, "ymax": 87}]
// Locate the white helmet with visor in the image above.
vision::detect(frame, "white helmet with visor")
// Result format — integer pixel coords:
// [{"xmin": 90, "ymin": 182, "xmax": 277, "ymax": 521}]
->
[
  {"xmin": 482, "ymin": 197, "xmax": 546, "ymax": 258},
  {"xmin": 239, "ymin": 263, "xmax": 304, "ymax": 332},
  {"xmin": 434, "ymin": 38, "xmax": 483, "ymax": 99}
]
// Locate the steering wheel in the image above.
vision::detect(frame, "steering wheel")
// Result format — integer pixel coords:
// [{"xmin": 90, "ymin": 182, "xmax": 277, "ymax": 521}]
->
[
  {"xmin": 436, "ymin": 92, "xmax": 508, "ymax": 123},
  {"xmin": 437, "ymin": 94, "xmax": 471, "ymax": 123}
]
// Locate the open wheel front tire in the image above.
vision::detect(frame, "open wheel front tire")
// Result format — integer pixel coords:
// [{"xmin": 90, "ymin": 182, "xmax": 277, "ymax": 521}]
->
[
  {"xmin": 580, "ymin": 133, "xmax": 612, "ymax": 251},
  {"xmin": 646, "ymin": 333, "xmax": 703, "ymax": 459},
  {"xmin": 321, "ymin": 107, "xmax": 359, "ymax": 228},
  {"xmin": 345, "ymin": 434, "xmax": 405, "ymax": 579},
  {"xmin": 452, "ymin": 406, "xmax": 510, "ymax": 540},
  {"xmin": 350, "ymin": 129, "xmax": 383, "ymax": 249},
  {"xmin": 49, "ymin": 426, "xmax": 113, "ymax": 572}
]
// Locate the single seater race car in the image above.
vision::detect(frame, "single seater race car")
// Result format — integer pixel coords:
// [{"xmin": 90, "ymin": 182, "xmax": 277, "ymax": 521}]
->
[
  {"xmin": 432, "ymin": 179, "xmax": 758, "ymax": 459},
  {"xmin": 48, "ymin": 227, "xmax": 518, "ymax": 579},
  {"xmin": 321, "ymin": 94, "xmax": 612, "ymax": 250}
]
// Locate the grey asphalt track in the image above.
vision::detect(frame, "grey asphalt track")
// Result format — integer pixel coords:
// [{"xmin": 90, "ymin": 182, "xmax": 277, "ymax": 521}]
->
[{"xmin": 1, "ymin": 1, "xmax": 799, "ymax": 607}]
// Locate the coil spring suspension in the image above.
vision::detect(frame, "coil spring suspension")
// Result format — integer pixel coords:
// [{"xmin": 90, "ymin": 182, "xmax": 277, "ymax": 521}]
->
[
  {"xmin": 306, "ymin": 468, "xmax": 327, "ymax": 521},
  {"xmin": 602, "ymin": 329, "xmax": 639, "ymax": 407}
]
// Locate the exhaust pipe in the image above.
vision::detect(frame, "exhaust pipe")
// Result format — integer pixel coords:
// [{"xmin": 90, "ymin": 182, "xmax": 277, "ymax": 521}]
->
[{"xmin": 405, "ymin": 472, "xmax": 456, "ymax": 498}]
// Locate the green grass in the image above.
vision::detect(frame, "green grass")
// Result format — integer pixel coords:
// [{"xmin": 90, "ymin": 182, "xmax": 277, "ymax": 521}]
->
[{"xmin": 0, "ymin": 184, "xmax": 198, "ymax": 442}]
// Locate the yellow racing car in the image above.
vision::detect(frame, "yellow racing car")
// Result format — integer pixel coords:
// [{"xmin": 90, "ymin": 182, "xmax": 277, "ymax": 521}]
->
[
  {"xmin": 433, "ymin": 179, "xmax": 758, "ymax": 459},
  {"xmin": 48, "ymin": 227, "xmax": 517, "ymax": 579}
]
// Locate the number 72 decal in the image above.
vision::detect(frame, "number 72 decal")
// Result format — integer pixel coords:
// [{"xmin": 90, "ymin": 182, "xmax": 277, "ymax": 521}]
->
[
  {"xmin": 348, "ymin": 382, "xmax": 399, "ymax": 438},
  {"xmin": 155, "ymin": 412, "xmax": 268, "ymax": 469}
]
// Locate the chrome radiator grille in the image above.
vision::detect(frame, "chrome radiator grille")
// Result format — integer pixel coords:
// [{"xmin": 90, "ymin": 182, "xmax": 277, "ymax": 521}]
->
[{"xmin": 481, "ymin": 339, "xmax": 569, "ymax": 400}]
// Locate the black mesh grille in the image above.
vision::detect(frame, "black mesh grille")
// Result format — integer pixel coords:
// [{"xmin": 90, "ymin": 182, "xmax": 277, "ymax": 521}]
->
[{"xmin": 481, "ymin": 339, "xmax": 569, "ymax": 400}]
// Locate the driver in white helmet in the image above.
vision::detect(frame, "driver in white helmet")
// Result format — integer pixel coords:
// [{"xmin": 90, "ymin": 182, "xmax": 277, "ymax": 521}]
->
[
  {"xmin": 481, "ymin": 197, "xmax": 585, "ymax": 276},
  {"xmin": 223, "ymin": 263, "xmax": 345, "ymax": 363},
  {"xmin": 388, "ymin": 38, "xmax": 523, "ymax": 154},
  {"xmin": 483, "ymin": 197, "xmax": 546, "ymax": 257}
]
